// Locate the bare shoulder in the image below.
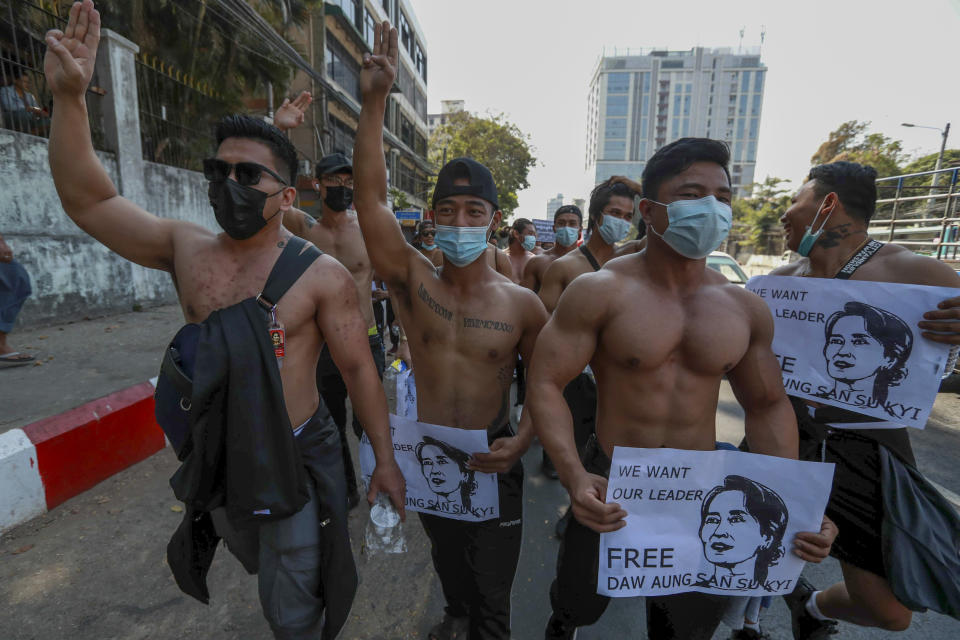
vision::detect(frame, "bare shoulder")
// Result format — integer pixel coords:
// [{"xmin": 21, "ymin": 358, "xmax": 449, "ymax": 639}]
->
[
  {"xmin": 769, "ymin": 259, "xmax": 806, "ymax": 276},
  {"xmin": 306, "ymin": 252, "xmax": 354, "ymax": 295},
  {"xmin": 614, "ymin": 237, "xmax": 646, "ymax": 257},
  {"xmin": 603, "ymin": 252, "xmax": 642, "ymax": 273},
  {"xmin": 875, "ymin": 244, "xmax": 960, "ymax": 287}
]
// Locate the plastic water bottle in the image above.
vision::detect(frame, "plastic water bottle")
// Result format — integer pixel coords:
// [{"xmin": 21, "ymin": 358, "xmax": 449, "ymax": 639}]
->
[
  {"xmin": 942, "ymin": 345, "xmax": 959, "ymax": 379},
  {"xmin": 364, "ymin": 493, "xmax": 406, "ymax": 555}
]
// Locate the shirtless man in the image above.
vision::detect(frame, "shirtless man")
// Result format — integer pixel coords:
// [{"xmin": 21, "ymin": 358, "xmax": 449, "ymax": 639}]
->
[
  {"xmin": 537, "ymin": 180, "xmax": 641, "ymax": 484},
  {"xmin": 768, "ymin": 161, "xmax": 960, "ymax": 638},
  {"xmin": 528, "ymin": 138, "xmax": 836, "ymax": 639},
  {"xmin": 486, "ymin": 240, "xmax": 515, "ymax": 281},
  {"xmin": 43, "ymin": 3, "xmax": 403, "ymax": 636},
  {"xmin": 356, "ymin": 22, "xmax": 549, "ymax": 639},
  {"xmin": 416, "ymin": 219, "xmax": 444, "ymax": 267},
  {"xmin": 520, "ymin": 205, "xmax": 583, "ymax": 293},
  {"xmin": 279, "ymin": 149, "xmax": 384, "ymax": 508},
  {"xmin": 538, "ymin": 178, "xmax": 640, "ymax": 313},
  {"xmin": 505, "ymin": 217, "xmax": 537, "ymax": 282}
]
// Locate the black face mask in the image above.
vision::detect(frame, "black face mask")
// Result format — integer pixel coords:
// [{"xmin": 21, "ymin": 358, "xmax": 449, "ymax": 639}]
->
[
  {"xmin": 208, "ymin": 179, "xmax": 282, "ymax": 240},
  {"xmin": 323, "ymin": 186, "xmax": 353, "ymax": 212}
]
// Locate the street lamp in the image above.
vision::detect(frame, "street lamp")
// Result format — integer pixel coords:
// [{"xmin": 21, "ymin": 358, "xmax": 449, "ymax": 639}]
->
[{"xmin": 901, "ymin": 122, "xmax": 951, "ymax": 190}]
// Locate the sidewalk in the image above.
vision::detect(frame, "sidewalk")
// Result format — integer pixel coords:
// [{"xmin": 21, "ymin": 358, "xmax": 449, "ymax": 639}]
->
[
  {"xmin": 1, "ymin": 304, "xmax": 183, "ymax": 433},
  {"xmin": 0, "ymin": 305, "xmax": 182, "ymax": 533}
]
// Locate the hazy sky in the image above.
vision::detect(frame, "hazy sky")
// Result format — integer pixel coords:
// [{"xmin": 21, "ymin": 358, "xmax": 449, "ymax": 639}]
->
[{"xmin": 415, "ymin": 0, "xmax": 960, "ymax": 219}]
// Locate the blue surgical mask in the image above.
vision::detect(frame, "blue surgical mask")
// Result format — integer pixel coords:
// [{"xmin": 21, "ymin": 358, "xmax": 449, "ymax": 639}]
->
[
  {"xmin": 555, "ymin": 226, "xmax": 579, "ymax": 247},
  {"xmin": 522, "ymin": 234, "xmax": 537, "ymax": 251},
  {"xmin": 597, "ymin": 214, "xmax": 632, "ymax": 244},
  {"xmin": 422, "ymin": 242, "xmax": 436, "ymax": 251},
  {"xmin": 647, "ymin": 195, "xmax": 732, "ymax": 259},
  {"xmin": 435, "ymin": 223, "xmax": 490, "ymax": 267},
  {"xmin": 797, "ymin": 195, "xmax": 833, "ymax": 257}
]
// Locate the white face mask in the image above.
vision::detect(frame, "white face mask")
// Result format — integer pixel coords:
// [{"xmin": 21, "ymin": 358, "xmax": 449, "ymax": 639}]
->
[
  {"xmin": 646, "ymin": 195, "xmax": 732, "ymax": 259},
  {"xmin": 435, "ymin": 223, "xmax": 492, "ymax": 267},
  {"xmin": 597, "ymin": 214, "xmax": 632, "ymax": 244}
]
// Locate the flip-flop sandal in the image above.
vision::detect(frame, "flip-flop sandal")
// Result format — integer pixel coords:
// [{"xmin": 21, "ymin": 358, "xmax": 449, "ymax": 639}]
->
[
  {"xmin": 0, "ymin": 352, "xmax": 35, "ymax": 368},
  {"xmin": 427, "ymin": 614, "xmax": 469, "ymax": 640}
]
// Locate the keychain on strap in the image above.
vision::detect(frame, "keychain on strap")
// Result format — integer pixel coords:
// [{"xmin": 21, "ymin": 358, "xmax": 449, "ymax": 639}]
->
[{"xmin": 268, "ymin": 305, "xmax": 285, "ymax": 369}]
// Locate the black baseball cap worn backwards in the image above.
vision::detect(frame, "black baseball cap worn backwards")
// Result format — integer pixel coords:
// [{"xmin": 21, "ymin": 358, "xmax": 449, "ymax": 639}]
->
[
  {"xmin": 315, "ymin": 152, "xmax": 352, "ymax": 177},
  {"xmin": 432, "ymin": 157, "xmax": 499, "ymax": 210}
]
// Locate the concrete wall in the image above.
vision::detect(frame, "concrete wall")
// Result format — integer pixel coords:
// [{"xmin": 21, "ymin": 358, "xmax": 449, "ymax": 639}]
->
[{"xmin": 0, "ymin": 129, "xmax": 215, "ymax": 328}]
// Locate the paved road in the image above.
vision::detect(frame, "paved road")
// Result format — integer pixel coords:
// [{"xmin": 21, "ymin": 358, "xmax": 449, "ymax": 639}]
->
[
  {"xmin": 3, "ymin": 381, "xmax": 960, "ymax": 638},
  {"xmin": 2, "ymin": 301, "xmax": 959, "ymax": 638}
]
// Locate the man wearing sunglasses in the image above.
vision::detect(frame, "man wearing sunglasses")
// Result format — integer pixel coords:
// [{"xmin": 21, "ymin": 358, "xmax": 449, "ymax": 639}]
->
[
  {"xmin": 356, "ymin": 22, "xmax": 550, "ymax": 640},
  {"xmin": 43, "ymin": 3, "xmax": 404, "ymax": 637},
  {"xmin": 416, "ymin": 220, "xmax": 444, "ymax": 267},
  {"xmin": 277, "ymin": 150, "xmax": 386, "ymax": 510}
]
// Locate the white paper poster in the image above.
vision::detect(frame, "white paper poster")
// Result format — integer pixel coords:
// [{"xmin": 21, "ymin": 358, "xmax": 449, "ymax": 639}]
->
[
  {"xmin": 599, "ymin": 447, "xmax": 834, "ymax": 598},
  {"xmin": 747, "ymin": 275, "xmax": 956, "ymax": 428},
  {"xmin": 359, "ymin": 414, "xmax": 499, "ymax": 522}
]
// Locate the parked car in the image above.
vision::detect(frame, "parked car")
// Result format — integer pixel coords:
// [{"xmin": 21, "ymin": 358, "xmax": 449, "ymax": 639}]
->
[{"xmin": 706, "ymin": 251, "xmax": 749, "ymax": 286}]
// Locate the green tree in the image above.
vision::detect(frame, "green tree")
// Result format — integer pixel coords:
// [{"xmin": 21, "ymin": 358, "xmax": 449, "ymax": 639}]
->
[
  {"xmin": 901, "ymin": 150, "xmax": 960, "ymax": 187},
  {"xmin": 810, "ymin": 120, "xmax": 908, "ymax": 178},
  {"xmin": 732, "ymin": 177, "xmax": 792, "ymax": 251},
  {"xmin": 428, "ymin": 110, "xmax": 537, "ymax": 218},
  {"xmin": 388, "ymin": 187, "xmax": 412, "ymax": 211}
]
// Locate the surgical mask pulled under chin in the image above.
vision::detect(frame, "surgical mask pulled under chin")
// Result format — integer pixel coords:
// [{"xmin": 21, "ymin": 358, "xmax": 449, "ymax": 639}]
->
[
  {"xmin": 555, "ymin": 226, "xmax": 579, "ymax": 247},
  {"xmin": 209, "ymin": 179, "xmax": 282, "ymax": 240},
  {"xmin": 647, "ymin": 195, "xmax": 732, "ymax": 259},
  {"xmin": 797, "ymin": 195, "xmax": 833, "ymax": 257},
  {"xmin": 435, "ymin": 224, "xmax": 490, "ymax": 267},
  {"xmin": 597, "ymin": 214, "xmax": 632, "ymax": 244}
]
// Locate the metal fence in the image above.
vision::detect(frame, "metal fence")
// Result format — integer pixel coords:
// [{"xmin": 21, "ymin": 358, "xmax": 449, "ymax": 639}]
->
[
  {"xmin": 0, "ymin": 0, "xmax": 108, "ymax": 149},
  {"xmin": 135, "ymin": 54, "xmax": 232, "ymax": 172},
  {"xmin": 870, "ymin": 167, "xmax": 960, "ymax": 260}
]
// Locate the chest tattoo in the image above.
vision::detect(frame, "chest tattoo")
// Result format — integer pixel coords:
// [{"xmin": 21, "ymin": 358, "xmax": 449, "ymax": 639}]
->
[
  {"xmin": 463, "ymin": 317, "xmax": 515, "ymax": 333},
  {"xmin": 417, "ymin": 283, "xmax": 453, "ymax": 321}
]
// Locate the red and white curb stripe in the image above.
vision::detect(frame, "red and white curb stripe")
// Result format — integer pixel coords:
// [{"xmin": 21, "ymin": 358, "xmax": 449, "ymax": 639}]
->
[{"xmin": 0, "ymin": 380, "xmax": 166, "ymax": 534}]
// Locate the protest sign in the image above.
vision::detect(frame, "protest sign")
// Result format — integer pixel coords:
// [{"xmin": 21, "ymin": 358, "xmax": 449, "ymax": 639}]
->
[
  {"xmin": 748, "ymin": 275, "xmax": 956, "ymax": 428},
  {"xmin": 359, "ymin": 414, "xmax": 499, "ymax": 522},
  {"xmin": 599, "ymin": 447, "xmax": 833, "ymax": 598},
  {"xmin": 532, "ymin": 219, "xmax": 556, "ymax": 243}
]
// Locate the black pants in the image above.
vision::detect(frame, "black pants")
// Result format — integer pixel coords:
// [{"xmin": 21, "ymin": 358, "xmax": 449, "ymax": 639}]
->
[
  {"xmin": 316, "ymin": 333, "xmax": 385, "ymax": 495},
  {"xmin": 515, "ymin": 356, "xmax": 526, "ymax": 406},
  {"xmin": 549, "ymin": 436, "xmax": 728, "ymax": 639},
  {"xmin": 419, "ymin": 456, "xmax": 524, "ymax": 640},
  {"xmin": 544, "ymin": 373, "xmax": 597, "ymax": 466}
]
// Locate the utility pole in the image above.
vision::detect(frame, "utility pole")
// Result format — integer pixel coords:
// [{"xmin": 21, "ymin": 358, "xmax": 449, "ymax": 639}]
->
[{"xmin": 902, "ymin": 121, "xmax": 951, "ymax": 196}]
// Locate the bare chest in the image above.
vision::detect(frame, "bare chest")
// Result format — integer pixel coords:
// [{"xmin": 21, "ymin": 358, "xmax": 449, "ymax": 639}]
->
[
  {"xmin": 405, "ymin": 280, "xmax": 523, "ymax": 365},
  {"xmin": 308, "ymin": 225, "xmax": 371, "ymax": 281},
  {"xmin": 600, "ymin": 291, "xmax": 751, "ymax": 376},
  {"xmin": 173, "ymin": 244, "xmax": 315, "ymax": 333}
]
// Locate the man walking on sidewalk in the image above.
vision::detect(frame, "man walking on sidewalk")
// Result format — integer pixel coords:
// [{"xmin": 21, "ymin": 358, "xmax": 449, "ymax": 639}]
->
[{"xmin": 43, "ymin": 3, "xmax": 404, "ymax": 637}]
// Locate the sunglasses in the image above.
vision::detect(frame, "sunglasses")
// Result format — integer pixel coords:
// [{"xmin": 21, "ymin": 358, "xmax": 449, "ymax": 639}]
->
[
  {"xmin": 421, "ymin": 231, "xmax": 436, "ymax": 237},
  {"xmin": 203, "ymin": 158, "xmax": 287, "ymax": 187}
]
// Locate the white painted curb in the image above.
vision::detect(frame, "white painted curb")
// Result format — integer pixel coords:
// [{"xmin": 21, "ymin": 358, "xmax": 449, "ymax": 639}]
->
[{"xmin": 0, "ymin": 429, "xmax": 47, "ymax": 534}]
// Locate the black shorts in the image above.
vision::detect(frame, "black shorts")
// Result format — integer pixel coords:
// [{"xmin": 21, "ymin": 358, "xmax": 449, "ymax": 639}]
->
[{"xmin": 812, "ymin": 430, "xmax": 887, "ymax": 578}]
